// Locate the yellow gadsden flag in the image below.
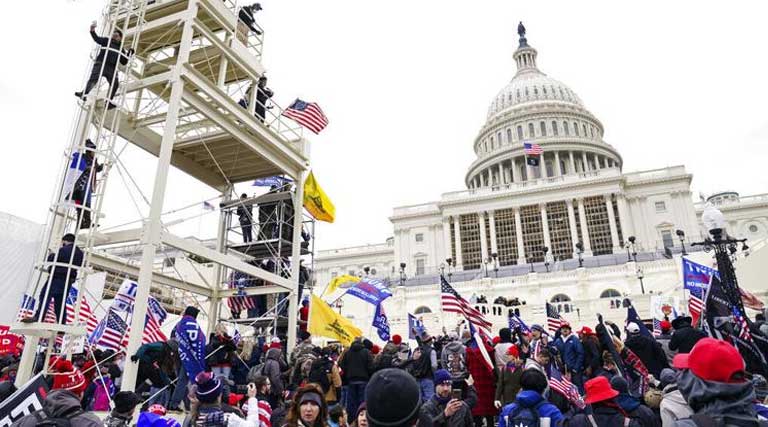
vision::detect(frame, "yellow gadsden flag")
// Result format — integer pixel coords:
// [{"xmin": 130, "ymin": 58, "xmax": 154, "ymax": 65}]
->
[
  {"xmin": 322, "ymin": 274, "xmax": 361, "ymax": 297},
  {"xmin": 308, "ymin": 294, "xmax": 361, "ymax": 346},
  {"xmin": 303, "ymin": 171, "xmax": 335, "ymax": 223}
]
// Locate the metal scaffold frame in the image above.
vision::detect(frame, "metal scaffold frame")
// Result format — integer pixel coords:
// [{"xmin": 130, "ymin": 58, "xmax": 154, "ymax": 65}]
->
[{"xmin": 13, "ymin": 0, "xmax": 312, "ymax": 392}]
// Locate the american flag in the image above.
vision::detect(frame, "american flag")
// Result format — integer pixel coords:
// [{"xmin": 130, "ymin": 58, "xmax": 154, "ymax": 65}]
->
[
  {"xmin": 142, "ymin": 313, "xmax": 167, "ymax": 344},
  {"xmin": 546, "ymin": 302, "xmax": 564, "ymax": 333},
  {"xmin": 508, "ymin": 314, "xmax": 531, "ymax": 334},
  {"xmin": 202, "ymin": 201, "xmax": 215, "ymax": 211},
  {"xmin": 92, "ymin": 310, "xmax": 128, "ymax": 351},
  {"xmin": 282, "ymin": 98, "xmax": 328, "ymax": 134},
  {"xmin": 16, "ymin": 294, "xmax": 36, "ymax": 321},
  {"xmin": 732, "ymin": 306, "xmax": 752, "ymax": 342},
  {"xmin": 624, "ymin": 347, "xmax": 650, "ymax": 394},
  {"xmin": 523, "ymin": 142, "xmax": 543, "ymax": 156},
  {"xmin": 43, "ymin": 298, "xmax": 58, "ymax": 323},
  {"xmin": 549, "ymin": 367, "xmax": 584, "ymax": 409},
  {"xmin": 64, "ymin": 288, "xmax": 98, "ymax": 335},
  {"xmin": 440, "ymin": 276, "xmax": 492, "ymax": 336},
  {"xmin": 652, "ymin": 319, "xmax": 662, "ymax": 337},
  {"xmin": 687, "ymin": 285, "xmax": 706, "ymax": 324}
]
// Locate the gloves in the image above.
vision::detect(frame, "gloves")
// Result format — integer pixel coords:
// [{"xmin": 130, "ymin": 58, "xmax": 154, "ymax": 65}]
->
[
  {"xmin": 130, "ymin": 355, "xmax": 138, "ymax": 362},
  {"xmin": 494, "ymin": 400, "xmax": 502, "ymax": 409}
]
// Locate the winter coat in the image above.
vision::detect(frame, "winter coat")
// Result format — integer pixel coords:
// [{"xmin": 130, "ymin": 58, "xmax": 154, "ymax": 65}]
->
[
  {"xmin": 339, "ymin": 341, "xmax": 374, "ymax": 383},
  {"xmin": 556, "ymin": 333, "xmax": 585, "ymax": 374},
  {"xmin": 466, "ymin": 345, "xmax": 497, "ymax": 417},
  {"xmin": 374, "ymin": 343, "xmax": 400, "ymax": 371},
  {"xmin": 89, "ymin": 30, "xmax": 130, "ymax": 69},
  {"xmin": 441, "ymin": 340, "xmax": 468, "ymax": 380},
  {"xmin": 264, "ymin": 347, "xmax": 287, "ymax": 398},
  {"xmin": 495, "ymin": 364, "xmax": 524, "ymax": 405},
  {"xmin": 674, "ymin": 369, "xmax": 758, "ymax": 427},
  {"xmin": 91, "ymin": 376, "xmax": 115, "ymax": 411},
  {"xmin": 207, "ymin": 333, "xmax": 237, "ymax": 368},
  {"xmin": 615, "ymin": 392, "xmax": 660, "ymax": 427},
  {"xmin": 564, "ymin": 401, "xmax": 642, "ymax": 427},
  {"xmin": 582, "ymin": 336, "xmax": 602, "ymax": 375},
  {"xmin": 668, "ymin": 326, "xmax": 707, "ymax": 354},
  {"xmin": 324, "ymin": 363, "xmax": 342, "ymax": 403},
  {"xmin": 624, "ymin": 334, "xmax": 669, "ymax": 377},
  {"xmin": 409, "ymin": 342, "xmax": 436, "ymax": 380},
  {"xmin": 659, "ymin": 384, "xmax": 692, "ymax": 427},
  {"xmin": 498, "ymin": 390, "xmax": 564, "ymax": 427},
  {"xmin": 47, "ymin": 243, "xmax": 84, "ymax": 284},
  {"xmin": 421, "ymin": 393, "xmax": 475, "ymax": 427},
  {"xmin": 104, "ymin": 412, "xmax": 134, "ymax": 427},
  {"xmin": 237, "ymin": 204, "xmax": 253, "ymax": 226},
  {"xmin": 11, "ymin": 389, "xmax": 103, "ymax": 427},
  {"xmin": 189, "ymin": 397, "xmax": 261, "ymax": 427},
  {"xmin": 655, "ymin": 334, "xmax": 675, "ymax": 366}
]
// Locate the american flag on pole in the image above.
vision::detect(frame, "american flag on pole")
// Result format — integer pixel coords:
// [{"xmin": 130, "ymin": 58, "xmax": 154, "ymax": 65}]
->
[
  {"xmin": 549, "ymin": 367, "xmax": 584, "ymax": 409},
  {"xmin": 687, "ymin": 284, "xmax": 706, "ymax": 325},
  {"xmin": 523, "ymin": 142, "xmax": 543, "ymax": 156},
  {"xmin": 732, "ymin": 306, "xmax": 752, "ymax": 342},
  {"xmin": 43, "ymin": 298, "xmax": 58, "ymax": 323},
  {"xmin": 16, "ymin": 294, "xmax": 36, "ymax": 321},
  {"xmin": 652, "ymin": 319, "xmax": 662, "ymax": 337},
  {"xmin": 282, "ymin": 98, "xmax": 329, "ymax": 134},
  {"xmin": 64, "ymin": 288, "xmax": 98, "ymax": 335},
  {"xmin": 508, "ymin": 314, "xmax": 531, "ymax": 334},
  {"xmin": 440, "ymin": 276, "xmax": 492, "ymax": 336},
  {"xmin": 92, "ymin": 310, "xmax": 128, "ymax": 351},
  {"xmin": 546, "ymin": 302, "xmax": 564, "ymax": 333},
  {"xmin": 142, "ymin": 296, "xmax": 169, "ymax": 344}
]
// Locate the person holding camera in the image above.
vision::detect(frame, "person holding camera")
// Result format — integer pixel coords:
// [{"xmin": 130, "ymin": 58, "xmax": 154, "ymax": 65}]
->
[{"xmin": 420, "ymin": 369, "xmax": 475, "ymax": 427}]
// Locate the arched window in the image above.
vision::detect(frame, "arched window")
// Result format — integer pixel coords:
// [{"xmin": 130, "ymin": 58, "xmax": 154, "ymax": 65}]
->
[
  {"xmin": 563, "ymin": 121, "xmax": 569, "ymax": 136},
  {"xmin": 583, "ymin": 124, "xmax": 588, "ymax": 137},
  {"xmin": 490, "ymin": 136, "xmax": 494, "ymax": 150},
  {"xmin": 483, "ymin": 141, "xmax": 487, "ymax": 152},
  {"xmin": 573, "ymin": 122, "xmax": 579, "ymax": 136},
  {"xmin": 534, "ymin": 87, "xmax": 539, "ymax": 96},
  {"xmin": 517, "ymin": 126, "xmax": 524, "ymax": 140},
  {"xmin": 520, "ymin": 163, "xmax": 528, "ymax": 181},
  {"xmin": 600, "ymin": 289, "xmax": 622, "ymax": 310},
  {"xmin": 525, "ymin": 87, "xmax": 530, "ymax": 97},
  {"xmin": 552, "ymin": 121, "xmax": 558, "ymax": 136},
  {"xmin": 540, "ymin": 121, "xmax": 547, "ymax": 137},
  {"xmin": 591, "ymin": 126, "xmax": 596, "ymax": 138},
  {"xmin": 551, "ymin": 294, "xmax": 571, "ymax": 303},
  {"xmin": 507, "ymin": 129, "xmax": 513, "ymax": 143},
  {"xmin": 545, "ymin": 161, "xmax": 554, "ymax": 177},
  {"xmin": 516, "ymin": 89, "xmax": 521, "ymax": 101},
  {"xmin": 551, "ymin": 294, "xmax": 573, "ymax": 314},
  {"xmin": 528, "ymin": 123, "xmax": 535, "ymax": 138},
  {"xmin": 498, "ymin": 132, "xmax": 503, "ymax": 146},
  {"xmin": 414, "ymin": 306, "xmax": 432, "ymax": 314}
]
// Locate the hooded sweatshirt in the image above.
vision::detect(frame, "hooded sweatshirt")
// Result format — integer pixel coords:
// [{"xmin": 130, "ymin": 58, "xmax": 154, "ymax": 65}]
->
[
  {"xmin": 12, "ymin": 389, "xmax": 103, "ymax": 427},
  {"xmin": 674, "ymin": 370, "xmax": 758, "ymax": 427},
  {"xmin": 660, "ymin": 383, "xmax": 693, "ymax": 427},
  {"xmin": 498, "ymin": 390, "xmax": 564, "ymax": 427},
  {"xmin": 441, "ymin": 340, "xmax": 468, "ymax": 380},
  {"xmin": 339, "ymin": 340, "xmax": 374, "ymax": 382}
]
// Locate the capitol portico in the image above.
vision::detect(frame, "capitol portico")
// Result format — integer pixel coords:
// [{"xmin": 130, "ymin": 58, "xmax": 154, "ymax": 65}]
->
[{"xmin": 314, "ymin": 25, "xmax": 768, "ymax": 337}]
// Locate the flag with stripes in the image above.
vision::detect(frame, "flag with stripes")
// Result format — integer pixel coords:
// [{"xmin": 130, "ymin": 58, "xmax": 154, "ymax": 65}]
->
[
  {"xmin": 65, "ymin": 287, "xmax": 98, "ymax": 335},
  {"xmin": 545, "ymin": 302, "xmax": 564, "ymax": 333},
  {"xmin": 16, "ymin": 294, "xmax": 36, "ymax": 321},
  {"xmin": 202, "ymin": 201, "xmax": 215, "ymax": 211},
  {"xmin": 440, "ymin": 276, "xmax": 492, "ymax": 336},
  {"xmin": 508, "ymin": 314, "xmax": 531, "ymax": 334},
  {"xmin": 549, "ymin": 367, "xmax": 584, "ymax": 409},
  {"xmin": 142, "ymin": 313, "xmax": 167, "ymax": 344},
  {"xmin": 682, "ymin": 258, "xmax": 716, "ymax": 324},
  {"xmin": 523, "ymin": 142, "xmax": 543, "ymax": 156},
  {"xmin": 43, "ymin": 298, "xmax": 58, "ymax": 323},
  {"xmin": 652, "ymin": 319, "xmax": 662, "ymax": 337},
  {"xmin": 687, "ymin": 284, "xmax": 706, "ymax": 325},
  {"xmin": 733, "ymin": 306, "xmax": 752, "ymax": 342},
  {"xmin": 92, "ymin": 310, "xmax": 128, "ymax": 351},
  {"xmin": 282, "ymin": 98, "xmax": 329, "ymax": 134}
]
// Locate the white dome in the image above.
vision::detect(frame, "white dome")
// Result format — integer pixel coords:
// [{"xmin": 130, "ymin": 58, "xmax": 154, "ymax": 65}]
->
[{"xmin": 486, "ymin": 71, "xmax": 583, "ymax": 119}]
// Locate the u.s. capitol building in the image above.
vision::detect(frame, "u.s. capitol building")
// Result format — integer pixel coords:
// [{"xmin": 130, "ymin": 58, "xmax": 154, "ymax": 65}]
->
[{"xmin": 314, "ymin": 26, "xmax": 768, "ymax": 337}]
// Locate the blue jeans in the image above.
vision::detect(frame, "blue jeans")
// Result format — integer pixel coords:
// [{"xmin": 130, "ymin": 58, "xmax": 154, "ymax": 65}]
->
[
  {"xmin": 169, "ymin": 365, "xmax": 189, "ymax": 409},
  {"xmin": 345, "ymin": 381, "xmax": 367, "ymax": 423},
  {"xmin": 148, "ymin": 386, "xmax": 169, "ymax": 407},
  {"xmin": 418, "ymin": 378, "xmax": 434, "ymax": 402}
]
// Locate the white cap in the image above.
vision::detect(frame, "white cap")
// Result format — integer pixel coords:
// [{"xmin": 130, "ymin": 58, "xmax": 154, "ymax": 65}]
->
[
  {"xmin": 271, "ymin": 336, "xmax": 281, "ymax": 343},
  {"xmin": 627, "ymin": 322, "xmax": 640, "ymax": 334}
]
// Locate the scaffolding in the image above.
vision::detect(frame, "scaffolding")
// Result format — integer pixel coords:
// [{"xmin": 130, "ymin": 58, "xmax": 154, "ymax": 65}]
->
[{"xmin": 12, "ymin": 0, "xmax": 312, "ymax": 392}]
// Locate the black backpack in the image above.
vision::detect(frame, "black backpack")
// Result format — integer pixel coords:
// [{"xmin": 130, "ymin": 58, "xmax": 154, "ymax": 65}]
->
[
  {"xmin": 506, "ymin": 401, "xmax": 546, "ymax": 427},
  {"xmin": 308, "ymin": 358, "xmax": 332, "ymax": 392},
  {"xmin": 32, "ymin": 407, "xmax": 83, "ymax": 427},
  {"xmin": 689, "ymin": 414, "xmax": 768, "ymax": 427}
]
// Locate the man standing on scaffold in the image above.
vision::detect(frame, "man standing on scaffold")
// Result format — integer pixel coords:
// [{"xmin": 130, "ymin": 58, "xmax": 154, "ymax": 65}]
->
[{"xmin": 75, "ymin": 22, "xmax": 134, "ymax": 110}]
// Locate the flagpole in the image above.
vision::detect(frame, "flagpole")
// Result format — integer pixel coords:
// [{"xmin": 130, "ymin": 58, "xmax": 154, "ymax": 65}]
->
[{"xmin": 438, "ymin": 274, "xmax": 446, "ymax": 333}]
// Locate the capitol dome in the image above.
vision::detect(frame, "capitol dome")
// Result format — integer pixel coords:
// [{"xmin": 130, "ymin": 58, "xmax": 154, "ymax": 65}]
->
[{"xmin": 465, "ymin": 24, "xmax": 622, "ymax": 189}]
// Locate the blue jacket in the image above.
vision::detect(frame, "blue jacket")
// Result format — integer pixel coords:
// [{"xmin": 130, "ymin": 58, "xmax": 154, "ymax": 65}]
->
[
  {"xmin": 555, "ymin": 334, "xmax": 585, "ymax": 373},
  {"xmin": 499, "ymin": 390, "xmax": 564, "ymax": 427}
]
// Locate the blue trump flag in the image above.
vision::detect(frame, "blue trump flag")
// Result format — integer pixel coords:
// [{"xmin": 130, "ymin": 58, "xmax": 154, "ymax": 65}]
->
[
  {"xmin": 252, "ymin": 176, "xmax": 293, "ymax": 187},
  {"xmin": 625, "ymin": 299, "xmax": 652, "ymax": 338},
  {"xmin": 372, "ymin": 303, "xmax": 390, "ymax": 341},
  {"xmin": 345, "ymin": 278, "xmax": 392, "ymax": 306},
  {"xmin": 508, "ymin": 314, "xmax": 531, "ymax": 334},
  {"xmin": 175, "ymin": 316, "xmax": 207, "ymax": 380},
  {"xmin": 408, "ymin": 313, "xmax": 425, "ymax": 340},
  {"xmin": 682, "ymin": 257, "xmax": 718, "ymax": 292}
]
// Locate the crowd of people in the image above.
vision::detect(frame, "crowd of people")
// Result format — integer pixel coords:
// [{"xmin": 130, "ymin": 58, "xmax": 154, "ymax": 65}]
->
[{"xmin": 3, "ymin": 308, "xmax": 768, "ymax": 427}]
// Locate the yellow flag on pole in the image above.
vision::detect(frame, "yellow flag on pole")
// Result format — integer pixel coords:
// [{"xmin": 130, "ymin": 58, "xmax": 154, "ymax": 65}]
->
[
  {"xmin": 323, "ymin": 274, "xmax": 361, "ymax": 297},
  {"xmin": 303, "ymin": 171, "xmax": 335, "ymax": 223},
  {"xmin": 308, "ymin": 294, "xmax": 361, "ymax": 346}
]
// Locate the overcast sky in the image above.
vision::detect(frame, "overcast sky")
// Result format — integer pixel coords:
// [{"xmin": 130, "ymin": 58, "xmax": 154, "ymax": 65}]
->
[{"xmin": 1, "ymin": 1, "xmax": 767, "ymax": 252}]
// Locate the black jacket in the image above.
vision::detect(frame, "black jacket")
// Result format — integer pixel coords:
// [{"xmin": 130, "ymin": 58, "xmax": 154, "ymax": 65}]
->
[
  {"xmin": 238, "ymin": 6, "xmax": 261, "ymax": 34},
  {"xmin": 564, "ymin": 402, "xmax": 642, "ymax": 427},
  {"xmin": 582, "ymin": 336, "xmax": 602, "ymax": 374},
  {"xmin": 339, "ymin": 341, "xmax": 374, "ymax": 383},
  {"xmin": 206, "ymin": 333, "xmax": 236, "ymax": 367},
  {"xmin": 236, "ymin": 203, "xmax": 253, "ymax": 226},
  {"xmin": 47, "ymin": 243, "xmax": 84, "ymax": 284},
  {"xmin": 669, "ymin": 326, "xmax": 707, "ymax": 354},
  {"xmin": 90, "ymin": 30, "xmax": 130, "ymax": 69},
  {"xmin": 624, "ymin": 334, "xmax": 669, "ymax": 377},
  {"xmin": 255, "ymin": 85, "xmax": 274, "ymax": 118}
]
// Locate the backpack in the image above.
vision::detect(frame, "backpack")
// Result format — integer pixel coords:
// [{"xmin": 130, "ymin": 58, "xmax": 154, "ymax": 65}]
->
[
  {"xmin": 505, "ymin": 401, "xmax": 546, "ymax": 427},
  {"xmin": 688, "ymin": 414, "xmax": 768, "ymax": 427},
  {"xmin": 307, "ymin": 358, "xmax": 332, "ymax": 392},
  {"xmin": 445, "ymin": 350, "xmax": 467, "ymax": 380},
  {"xmin": 247, "ymin": 362, "xmax": 266, "ymax": 383},
  {"xmin": 32, "ymin": 407, "xmax": 83, "ymax": 427}
]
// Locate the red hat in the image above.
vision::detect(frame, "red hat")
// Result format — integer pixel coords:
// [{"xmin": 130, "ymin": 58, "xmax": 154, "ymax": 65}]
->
[
  {"xmin": 506, "ymin": 346, "xmax": 520, "ymax": 357},
  {"xmin": 371, "ymin": 344, "xmax": 381, "ymax": 355},
  {"xmin": 583, "ymin": 376, "xmax": 619, "ymax": 404},
  {"xmin": 673, "ymin": 337, "xmax": 746, "ymax": 383},
  {"xmin": 148, "ymin": 404, "xmax": 167, "ymax": 415},
  {"xmin": 579, "ymin": 326, "xmax": 594, "ymax": 336},
  {"xmin": 560, "ymin": 321, "xmax": 571, "ymax": 329},
  {"xmin": 50, "ymin": 359, "xmax": 87, "ymax": 394},
  {"xmin": 660, "ymin": 320, "xmax": 672, "ymax": 332},
  {"xmin": 228, "ymin": 393, "xmax": 244, "ymax": 406},
  {"xmin": 492, "ymin": 336, "xmax": 501, "ymax": 345},
  {"xmin": 391, "ymin": 335, "xmax": 402, "ymax": 345}
]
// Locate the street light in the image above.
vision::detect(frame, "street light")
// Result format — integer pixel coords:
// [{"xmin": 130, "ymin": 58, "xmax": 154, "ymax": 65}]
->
[
  {"xmin": 676, "ymin": 229, "xmax": 687, "ymax": 256},
  {"xmin": 625, "ymin": 235, "xmax": 635, "ymax": 262},
  {"xmin": 445, "ymin": 258, "xmax": 454, "ymax": 279},
  {"xmin": 636, "ymin": 266, "xmax": 645, "ymax": 294},
  {"xmin": 491, "ymin": 252, "xmax": 499, "ymax": 277},
  {"xmin": 399, "ymin": 262, "xmax": 407, "ymax": 287},
  {"xmin": 575, "ymin": 241, "xmax": 584, "ymax": 268},
  {"xmin": 542, "ymin": 246, "xmax": 550, "ymax": 272}
]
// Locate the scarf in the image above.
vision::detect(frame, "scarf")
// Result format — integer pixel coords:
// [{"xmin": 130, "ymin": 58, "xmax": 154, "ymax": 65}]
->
[{"xmin": 196, "ymin": 406, "xmax": 226, "ymax": 427}]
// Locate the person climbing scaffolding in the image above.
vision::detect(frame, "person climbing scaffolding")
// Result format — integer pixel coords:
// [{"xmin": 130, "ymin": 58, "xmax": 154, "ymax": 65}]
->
[{"xmin": 75, "ymin": 22, "xmax": 134, "ymax": 110}]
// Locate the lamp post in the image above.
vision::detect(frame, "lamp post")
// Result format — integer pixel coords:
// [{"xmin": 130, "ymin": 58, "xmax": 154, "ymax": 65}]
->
[
  {"xmin": 439, "ymin": 263, "xmax": 446, "ymax": 277},
  {"xmin": 491, "ymin": 252, "xmax": 499, "ymax": 277},
  {"xmin": 445, "ymin": 258, "xmax": 453, "ymax": 279},
  {"xmin": 399, "ymin": 262, "xmax": 406, "ymax": 287},
  {"xmin": 363, "ymin": 266, "xmax": 371, "ymax": 277},
  {"xmin": 625, "ymin": 235, "xmax": 636, "ymax": 262},
  {"xmin": 692, "ymin": 204, "xmax": 750, "ymax": 316},
  {"xmin": 575, "ymin": 241, "xmax": 584, "ymax": 268},
  {"xmin": 676, "ymin": 229, "xmax": 687, "ymax": 256},
  {"xmin": 483, "ymin": 258, "xmax": 490, "ymax": 278},
  {"xmin": 528, "ymin": 256, "xmax": 535, "ymax": 273},
  {"xmin": 542, "ymin": 246, "xmax": 550, "ymax": 272},
  {"xmin": 636, "ymin": 266, "xmax": 645, "ymax": 294}
]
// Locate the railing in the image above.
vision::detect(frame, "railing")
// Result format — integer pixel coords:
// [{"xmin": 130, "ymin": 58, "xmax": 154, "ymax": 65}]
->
[
  {"xmin": 694, "ymin": 193, "xmax": 768, "ymax": 210},
  {"xmin": 623, "ymin": 165, "xmax": 688, "ymax": 183},
  {"xmin": 317, "ymin": 242, "xmax": 394, "ymax": 257},
  {"xmin": 391, "ymin": 203, "xmax": 440, "ymax": 217}
]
